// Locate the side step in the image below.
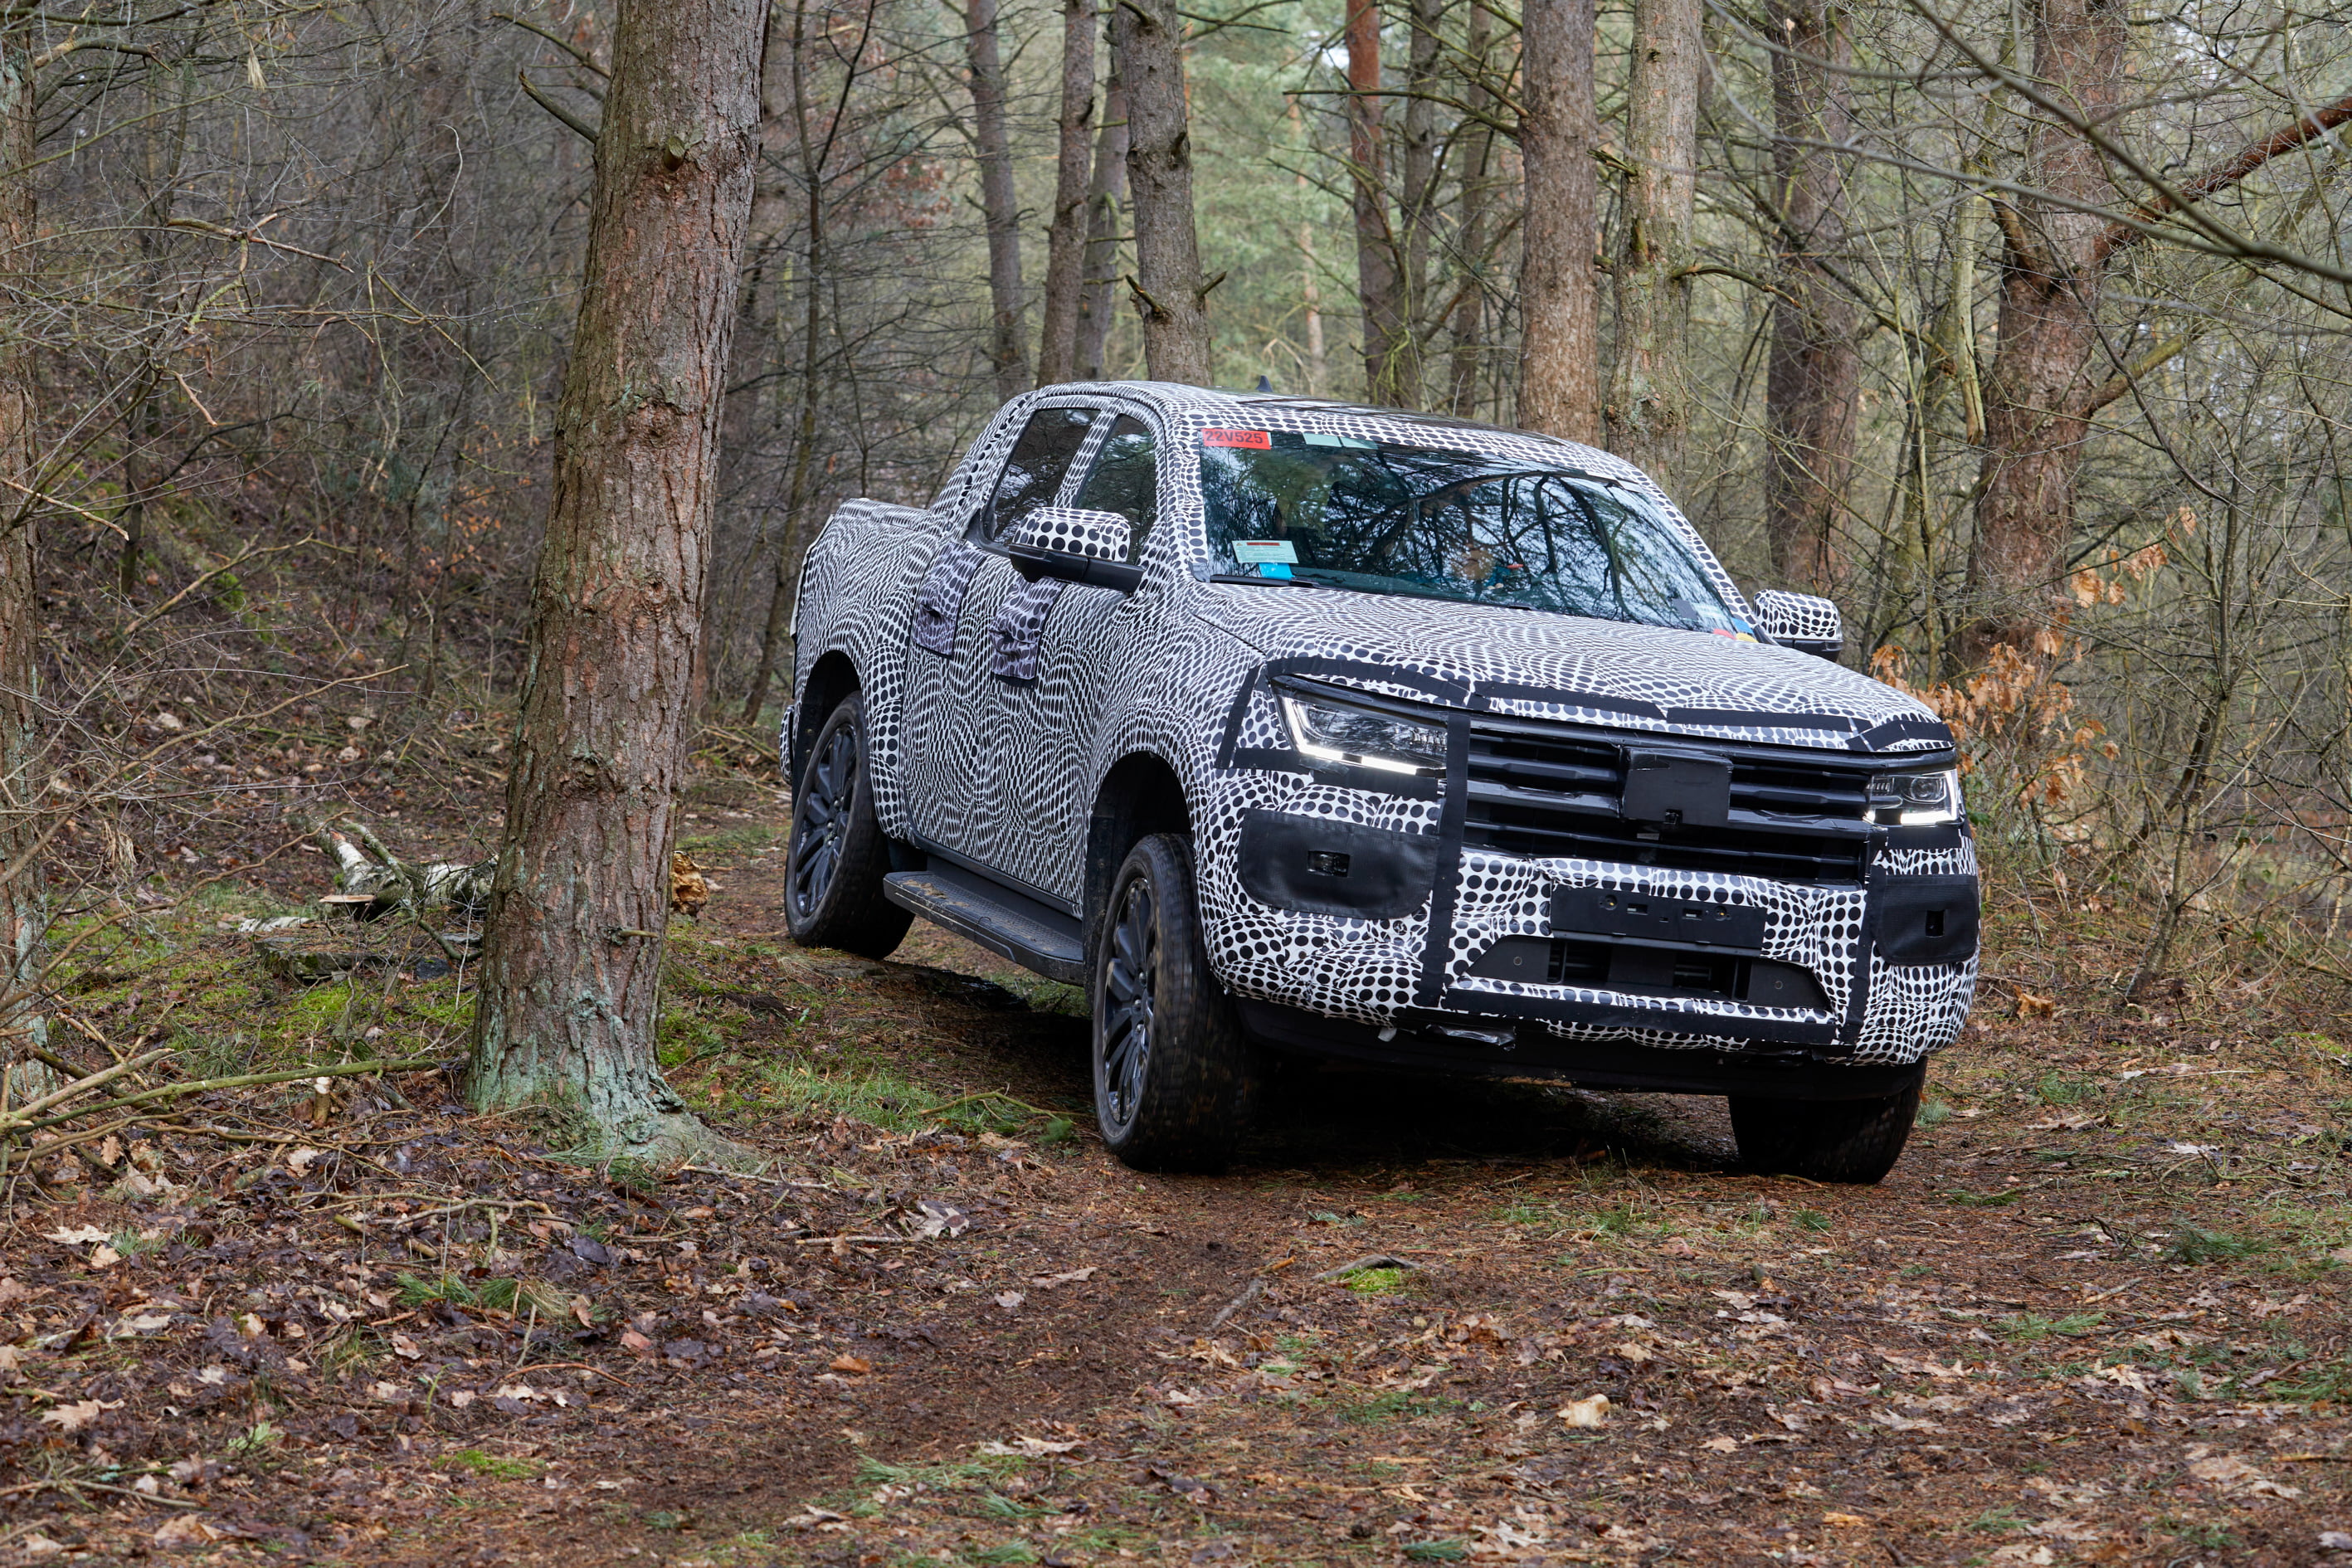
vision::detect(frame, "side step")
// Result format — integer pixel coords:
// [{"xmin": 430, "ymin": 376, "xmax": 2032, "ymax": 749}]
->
[{"xmin": 883, "ymin": 865, "xmax": 1089, "ymax": 986}]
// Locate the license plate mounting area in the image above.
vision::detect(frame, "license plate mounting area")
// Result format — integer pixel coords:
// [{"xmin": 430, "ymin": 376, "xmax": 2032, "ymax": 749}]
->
[{"xmin": 1550, "ymin": 886, "xmax": 1765, "ymax": 952}]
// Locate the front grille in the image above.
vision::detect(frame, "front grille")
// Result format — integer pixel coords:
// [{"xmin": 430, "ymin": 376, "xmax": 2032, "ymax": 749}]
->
[{"xmin": 1463, "ymin": 717, "xmax": 1872, "ymax": 884}]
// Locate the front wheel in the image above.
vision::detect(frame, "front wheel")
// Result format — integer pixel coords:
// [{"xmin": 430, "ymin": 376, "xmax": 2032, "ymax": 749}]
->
[
  {"xmin": 1092, "ymin": 834, "xmax": 1254, "ymax": 1173},
  {"xmin": 784, "ymin": 692, "xmax": 913, "ymax": 959},
  {"xmin": 1727, "ymin": 1070, "xmax": 1924, "ymax": 1184}
]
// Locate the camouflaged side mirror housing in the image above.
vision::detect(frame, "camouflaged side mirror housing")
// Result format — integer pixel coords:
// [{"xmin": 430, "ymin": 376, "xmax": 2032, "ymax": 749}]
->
[
  {"xmin": 1753, "ymin": 589, "xmax": 1844, "ymax": 660},
  {"xmin": 1007, "ymin": 506, "xmax": 1144, "ymax": 590}
]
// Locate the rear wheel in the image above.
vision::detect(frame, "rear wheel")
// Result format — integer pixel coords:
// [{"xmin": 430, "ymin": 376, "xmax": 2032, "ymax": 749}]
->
[
  {"xmin": 1092, "ymin": 834, "xmax": 1254, "ymax": 1173},
  {"xmin": 784, "ymin": 693, "xmax": 913, "ymax": 959},
  {"xmin": 1727, "ymin": 1070, "xmax": 1924, "ymax": 1184}
]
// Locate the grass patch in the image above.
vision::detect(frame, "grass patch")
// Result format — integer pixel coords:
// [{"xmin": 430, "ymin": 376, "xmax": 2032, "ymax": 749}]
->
[
  {"xmin": 1791, "ymin": 1208, "xmax": 1832, "ymax": 1234},
  {"xmin": 1916, "ymin": 1098, "xmax": 1954, "ymax": 1127},
  {"xmin": 2165, "ymin": 1225, "xmax": 2269, "ymax": 1264},
  {"xmin": 2000, "ymin": 1312, "xmax": 2106, "ymax": 1343},
  {"xmin": 1403, "ymin": 1542, "xmax": 1468, "ymax": 1561},
  {"xmin": 2034, "ymin": 1071, "xmax": 2098, "ymax": 1105},
  {"xmin": 1943, "ymin": 1188, "xmax": 2020, "ymax": 1207},
  {"xmin": 449, "ymin": 1449, "xmax": 538, "ymax": 1480},
  {"xmin": 395, "ymin": 1273, "xmax": 569, "ymax": 1317},
  {"xmin": 1339, "ymin": 1266, "xmax": 1410, "ymax": 1294}
]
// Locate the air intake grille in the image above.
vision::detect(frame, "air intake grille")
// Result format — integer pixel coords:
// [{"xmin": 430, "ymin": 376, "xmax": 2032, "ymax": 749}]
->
[{"xmin": 1463, "ymin": 718, "xmax": 1872, "ymax": 884}]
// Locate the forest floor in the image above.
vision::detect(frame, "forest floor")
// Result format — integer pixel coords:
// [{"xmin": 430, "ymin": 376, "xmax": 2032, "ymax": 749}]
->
[{"xmin": 4, "ymin": 768, "xmax": 2352, "ymax": 1567}]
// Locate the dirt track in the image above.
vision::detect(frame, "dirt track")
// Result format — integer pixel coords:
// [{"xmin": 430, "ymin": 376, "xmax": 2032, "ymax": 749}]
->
[{"xmin": 5, "ymin": 797, "xmax": 2350, "ymax": 1566}]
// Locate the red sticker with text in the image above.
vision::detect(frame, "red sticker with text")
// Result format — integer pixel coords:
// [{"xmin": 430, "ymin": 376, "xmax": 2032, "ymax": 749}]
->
[{"xmin": 1201, "ymin": 428, "xmax": 1272, "ymax": 449}]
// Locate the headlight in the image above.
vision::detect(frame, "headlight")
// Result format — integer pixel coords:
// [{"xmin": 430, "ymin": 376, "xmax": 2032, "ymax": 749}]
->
[
  {"xmin": 1280, "ymin": 694, "xmax": 1446, "ymax": 777},
  {"xmin": 1868, "ymin": 767, "xmax": 1963, "ymax": 826}
]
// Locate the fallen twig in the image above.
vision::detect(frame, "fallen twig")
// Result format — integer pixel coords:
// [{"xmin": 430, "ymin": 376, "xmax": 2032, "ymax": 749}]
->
[
  {"xmin": 7, "ymin": 1055, "xmax": 441, "ymax": 1137},
  {"xmin": 1206, "ymin": 1277, "xmax": 1264, "ymax": 1332}
]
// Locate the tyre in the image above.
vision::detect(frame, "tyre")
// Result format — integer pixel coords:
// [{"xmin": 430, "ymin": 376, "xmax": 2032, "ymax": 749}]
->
[
  {"xmin": 1091, "ymin": 833, "xmax": 1254, "ymax": 1173},
  {"xmin": 1727, "ymin": 1070, "xmax": 1925, "ymax": 1184},
  {"xmin": 784, "ymin": 692, "xmax": 913, "ymax": 959}
]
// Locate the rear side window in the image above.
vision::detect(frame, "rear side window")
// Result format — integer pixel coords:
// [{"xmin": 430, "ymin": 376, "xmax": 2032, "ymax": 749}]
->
[
  {"xmin": 985, "ymin": 407, "xmax": 1098, "ymax": 541},
  {"xmin": 1072, "ymin": 415, "xmax": 1158, "ymax": 562}
]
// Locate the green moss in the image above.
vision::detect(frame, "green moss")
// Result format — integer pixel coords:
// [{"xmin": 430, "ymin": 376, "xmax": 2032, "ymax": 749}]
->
[{"xmin": 449, "ymin": 1449, "xmax": 538, "ymax": 1479}]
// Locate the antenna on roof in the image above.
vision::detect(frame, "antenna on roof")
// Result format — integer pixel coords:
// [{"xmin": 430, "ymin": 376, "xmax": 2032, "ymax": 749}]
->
[{"xmin": 1254, "ymin": 375, "xmax": 1273, "ymax": 392}]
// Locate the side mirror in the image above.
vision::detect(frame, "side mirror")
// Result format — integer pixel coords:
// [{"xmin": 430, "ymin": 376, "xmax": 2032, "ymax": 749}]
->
[
  {"xmin": 1007, "ymin": 506, "xmax": 1144, "ymax": 591},
  {"xmin": 1753, "ymin": 589, "xmax": 1844, "ymax": 660}
]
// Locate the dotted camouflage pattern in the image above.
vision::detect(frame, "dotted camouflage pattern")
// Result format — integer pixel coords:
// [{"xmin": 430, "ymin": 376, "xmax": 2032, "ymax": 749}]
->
[{"xmin": 788, "ymin": 382, "xmax": 1978, "ymax": 1068}]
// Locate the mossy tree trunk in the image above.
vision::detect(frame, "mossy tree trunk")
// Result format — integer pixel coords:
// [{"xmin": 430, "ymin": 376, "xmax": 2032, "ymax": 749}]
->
[{"xmin": 467, "ymin": 0, "xmax": 764, "ymax": 1159}]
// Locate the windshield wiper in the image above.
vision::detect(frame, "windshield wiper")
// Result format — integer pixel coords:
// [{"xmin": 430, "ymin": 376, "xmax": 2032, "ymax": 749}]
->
[{"xmin": 1208, "ymin": 572, "xmax": 1342, "ymax": 590}]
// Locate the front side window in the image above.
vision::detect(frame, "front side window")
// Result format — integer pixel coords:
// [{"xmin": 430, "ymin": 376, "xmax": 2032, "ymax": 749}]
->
[
  {"xmin": 1071, "ymin": 414, "xmax": 1158, "ymax": 562},
  {"xmin": 1196, "ymin": 430, "xmax": 1751, "ymax": 636},
  {"xmin": 984, "ymin": 406, "xmax": 1098, "ymax": 542}
]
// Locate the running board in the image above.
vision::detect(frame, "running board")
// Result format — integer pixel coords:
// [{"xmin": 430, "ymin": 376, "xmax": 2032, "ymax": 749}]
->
[{"xmin": 883, "ymin": 866, "xmax": 1089, "ymax": 986}]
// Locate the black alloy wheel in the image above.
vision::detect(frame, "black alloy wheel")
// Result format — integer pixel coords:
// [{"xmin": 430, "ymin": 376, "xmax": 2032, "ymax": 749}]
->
[
  {"xmin": 783, "ymin": 692, "xmax": 912, "ymax": 958},
  {"xmin": 1090, "ymin": 833, "xmax": 1254, "ymax": 1172}
]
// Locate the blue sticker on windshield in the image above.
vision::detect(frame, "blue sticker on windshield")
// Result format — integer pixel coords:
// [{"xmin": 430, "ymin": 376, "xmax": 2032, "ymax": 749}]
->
[{"xmin": 1257, "ymin": 562, "xmax": 1293, "ymax": 579}]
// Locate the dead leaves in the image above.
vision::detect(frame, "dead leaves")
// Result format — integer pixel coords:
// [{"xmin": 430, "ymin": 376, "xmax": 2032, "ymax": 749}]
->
[
  {"xmin": 38, "ymin": 1398, "xmax": 122, "ymax": 1433},
  {"xmin": 2184, "ymin": 1449, "xmax": 2301, "ymax": 1499},
  {"xmin": 1556, "ymin": 1394, "xmax": 1609, "ymax": 1429}
]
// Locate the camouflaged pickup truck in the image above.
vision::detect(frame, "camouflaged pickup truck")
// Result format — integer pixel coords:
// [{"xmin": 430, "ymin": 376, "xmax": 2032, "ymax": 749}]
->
[{"xmin": 782, "ymin": 383, "xmax": 1978, "ymax": 1180}]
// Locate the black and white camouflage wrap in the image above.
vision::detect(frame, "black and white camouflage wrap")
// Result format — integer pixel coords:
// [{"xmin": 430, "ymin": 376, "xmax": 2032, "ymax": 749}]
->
[{"xmin": 788, "ymin": 382, "xmax": 1978, "ymax": 1069}]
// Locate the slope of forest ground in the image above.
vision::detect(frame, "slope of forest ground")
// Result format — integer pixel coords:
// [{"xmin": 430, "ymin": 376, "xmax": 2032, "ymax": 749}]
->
[{"xmin": 5, "ymin": 771, "xmax": 2352, "ymax": 1567}]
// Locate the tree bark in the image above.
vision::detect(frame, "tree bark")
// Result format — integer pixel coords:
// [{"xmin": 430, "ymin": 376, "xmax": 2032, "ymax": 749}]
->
[
  {"xmin": 1605, "ymin": 0, "xmax": 1701, "ymax": 481},
  {"xmin": 1113, "ymin": 0, "xmax": 1212, "ymax": 386},
  {"xmin": 1077, "ymin": 55, "xmax": 1129, "ymax": 381},
  {"xmin": 1966, "ymin": 0, "xmax": 2126, "ymax": 654},
  {"xmin": 1449, "ymin": 0, "xmax": 1493, "ymax": 416},
  {"xmin": 1036, "ymin": 0, "xmax": 1096, "ymax": 386},
  {"xmin": 742, "ymin": 0, "xmax": 832, "ymax": 725},
  {"xmin": 1400, "ymin": 0, "xmax": 1440, "ymax": 402},
  {"xmin": 1514, "ymin": 0, "xmax": 1600, "ymax": 443},
  {"xmin": 0, "ymin": 28, "xmax": 42, "ymax": 1071},
  {"xmin": 1346, "ymin": 0, "xmax": 1408, "ymax": 405},
  {"xmin": 1761, "ymin": 0, "xmax": 1858, "ymax": 591},
  {"xmin": 967, "ymin": 0, "xmax": 1029, "ymax": 399},
  {"xmin": 468, "ymin": 0, "xmax": 765, "ymax": 1157}
]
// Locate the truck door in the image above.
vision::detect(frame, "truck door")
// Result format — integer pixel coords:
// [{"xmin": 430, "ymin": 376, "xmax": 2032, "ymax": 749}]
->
[
  {"xmin": 976, "ymin": 411, "xmax": 1163, "ymax": 903},
  {"xmin": 898, "ymin": 402, "xmax": 1103, "ymax": 879}
]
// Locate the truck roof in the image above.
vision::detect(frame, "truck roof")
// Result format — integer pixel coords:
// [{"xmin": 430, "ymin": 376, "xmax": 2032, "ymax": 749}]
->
[{"xmin": 1031, "ymin": 380, "xmax": 1618, "ymax": 468}]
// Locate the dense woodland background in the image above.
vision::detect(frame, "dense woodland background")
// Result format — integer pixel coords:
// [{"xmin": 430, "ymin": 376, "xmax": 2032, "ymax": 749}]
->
[{"xmin": 7, "ymin": 0, "xmax": 2352, "ymax": 1010}]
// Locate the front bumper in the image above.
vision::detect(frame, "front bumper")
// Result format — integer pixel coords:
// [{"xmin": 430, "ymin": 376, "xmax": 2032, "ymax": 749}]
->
[{"xmin": 1198, "ymin": 670, "xmax": 1979, "ymax": 1069}]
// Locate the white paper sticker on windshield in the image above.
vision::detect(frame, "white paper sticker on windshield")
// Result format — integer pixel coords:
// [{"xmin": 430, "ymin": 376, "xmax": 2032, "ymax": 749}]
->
[{"xmin": 1232, "ymin": 539, "xmax": 1299, "ymax": 564}]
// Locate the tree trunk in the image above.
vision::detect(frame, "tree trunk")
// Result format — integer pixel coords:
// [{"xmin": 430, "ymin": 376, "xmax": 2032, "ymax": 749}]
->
[
  {"xmin": 1346, "ymin": 0, "xmax": 1408, "ymax": 406},
  {"xmin": 1967, "ymin": 0, "xmax": 2126, "ymax": 652},
  {"xmin": 0, "ymin": 29, "xmax": 43, "ymax": 1071},
  {"xmin": 1761, "ymin": 0, "xmax": 1858, "ymax": 591},
  {"xmin": 1113, "ymin": 0, "xmax": 1212, "ymax": 386},
  {"xmin": 468, "ymin": 0, "xmax": 765, "ymax": 1157},
  {"xmin": 967, "ymin": 0, "xmax": 1028, "ymax": 399},
  {"xmin": 1514, "ymin": 0, "xmax": 1600, "ymax": 443},
  {"xmin": 1605, "ymin": 0, "xmax": 1701, "ymax": 481},
  {"xmin": 742, "ymin": 0, "xmax": 831, "ymax": 725},
  {"xmin": 1400, "ymin": 0, "xmax": 1440, "ymax": 401},
  {"xmin": 1076, "ymin": 56, "xmax": 1129, "ymax": 381},
  {"xmin": 1449, "ymin": 0, "xmax": 1493, "ymax": 416},
  {"xmin": 1036, "ymin": 0, "xmax": 1096, "ymax": 386}
]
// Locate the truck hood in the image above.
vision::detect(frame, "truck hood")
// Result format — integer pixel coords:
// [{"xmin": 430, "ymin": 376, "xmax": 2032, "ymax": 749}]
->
[{"xmin": 1193, "ymin": 584, "xmax": 1950, "ymax": 753}]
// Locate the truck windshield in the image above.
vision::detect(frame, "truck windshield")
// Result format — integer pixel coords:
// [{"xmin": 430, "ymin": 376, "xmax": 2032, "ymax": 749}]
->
[{"xmin": 1196, "ymin": 430, "xmax": 1753, "ymax": 636}]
